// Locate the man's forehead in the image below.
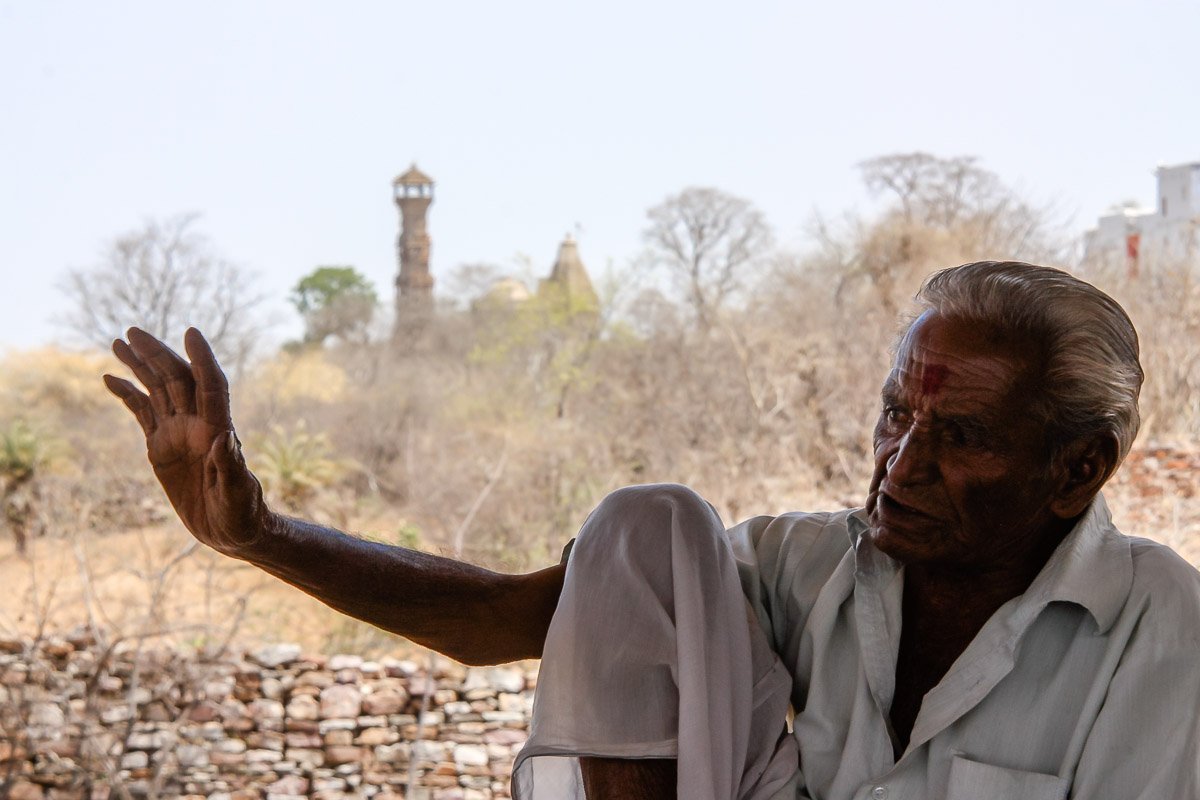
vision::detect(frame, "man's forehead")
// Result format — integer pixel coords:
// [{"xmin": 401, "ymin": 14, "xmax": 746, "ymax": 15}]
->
[{"xmin": 885, "ymin": 314, "xmax": 1035, "ymax": 400}]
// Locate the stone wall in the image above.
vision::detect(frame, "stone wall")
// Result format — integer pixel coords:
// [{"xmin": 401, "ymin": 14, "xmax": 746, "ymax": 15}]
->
[{"xmin": 0, "ymin": 634, "xmax": 535, "ymax": 800}]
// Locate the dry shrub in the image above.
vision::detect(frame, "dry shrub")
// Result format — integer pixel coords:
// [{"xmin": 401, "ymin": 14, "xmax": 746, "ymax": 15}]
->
[
  {"xmin": 1078, "ymin": 256, "xmax": 1200, "ymax": 443},
  {"xmin": 0, "ymin": 349, "xmax": 165, "ymax": 550}
]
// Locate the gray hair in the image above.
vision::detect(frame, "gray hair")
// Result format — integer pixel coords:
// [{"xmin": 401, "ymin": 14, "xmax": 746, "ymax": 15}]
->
[{"xmin": 913, "ymin": 261, "xmax": 1143, "ymax": 462}]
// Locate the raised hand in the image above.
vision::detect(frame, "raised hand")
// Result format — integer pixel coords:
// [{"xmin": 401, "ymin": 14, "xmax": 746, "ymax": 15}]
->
[{"xmin": 104, "ymin": 327, "xmax": 270, "ymax": 558}]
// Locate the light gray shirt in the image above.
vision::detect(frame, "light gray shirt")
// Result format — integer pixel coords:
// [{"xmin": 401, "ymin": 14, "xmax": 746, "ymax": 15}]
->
[{"xmin": 729, "ymin": 495, "xmax": 1200, "ymax": 800}]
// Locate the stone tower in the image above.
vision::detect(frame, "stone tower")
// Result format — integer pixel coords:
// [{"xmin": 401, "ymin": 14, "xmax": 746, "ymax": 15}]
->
[
  {"xmin": 392, "ymin": 164, "xmax": 435, "ymax": 338},
  {"xmin": 538, "ymin": 234, "xmax": 599, "ymax": 312}
]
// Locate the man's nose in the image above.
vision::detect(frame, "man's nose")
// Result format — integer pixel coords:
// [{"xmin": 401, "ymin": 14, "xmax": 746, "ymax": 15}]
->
[{"xmin": 886, "ymin": 427, "xmax": 939, "ymax": 486}]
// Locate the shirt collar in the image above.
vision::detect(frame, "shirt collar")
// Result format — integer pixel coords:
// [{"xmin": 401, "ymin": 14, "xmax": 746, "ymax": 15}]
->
[
  {"xmin": 846, "ymin": 494, "xmax": 1133, "ymax": 635},
  {"xmin": 1012, "ymin": 493, "xmax": 1132, "ymax": 634}
]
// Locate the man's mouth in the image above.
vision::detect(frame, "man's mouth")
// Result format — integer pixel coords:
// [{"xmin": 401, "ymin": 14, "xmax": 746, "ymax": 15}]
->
[{"xmin": 878, "ymin": 491, "xmax": 937, "ymax": 521}]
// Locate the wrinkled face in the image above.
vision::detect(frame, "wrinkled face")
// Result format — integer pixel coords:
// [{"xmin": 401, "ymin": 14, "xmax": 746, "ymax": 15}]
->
[{"xmin": 865, "ymin": 312, "xmax": 1065, "ymax": 571}]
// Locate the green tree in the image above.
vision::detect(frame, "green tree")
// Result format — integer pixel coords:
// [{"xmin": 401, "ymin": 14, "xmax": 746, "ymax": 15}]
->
[{"xmin": 290, "ymin": 266, "xmax": 379, "ymax": 345}]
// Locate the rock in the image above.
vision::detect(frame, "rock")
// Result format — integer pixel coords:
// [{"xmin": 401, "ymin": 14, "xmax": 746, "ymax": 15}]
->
[
  {"xmin": 413, "ymin": 740, "xmax": 449, "ymax": 762},
  {"xmin": 355, "ymin": 727, "xmax": 398, "ymax": 746},
  {"xmin": 251, "ymin": 643, "xmax": 302, "ymax": 669},
  {"xmin": 374, "ymin": 742, "xmax": 411, "ymax": 763},
  {"xmin": 296, "ymin": 669, "xmax": 335, "ymax": 688},
  {"xmin": 48, "ymin": 789, "xmax": 88, "ymax": 800},
  {"xmin": 187, "ymin": 700, "xmax": 221, "ymax": 722},
  {"xmin": 442, "ymin": 701, "xmax": 473, "ymax": 717},
  {"xmin": 197, "ymin": 721, "xmax": 226, "ymax": 741},
  {"xmin": 317, "ymin": 717, "xmax": 356, "ymax": 733},
  {"xmin": 267, "ymin": 774, "xmax": 309, "ymax": 795},
  {"xmin": 28, "ymin": 701, "xmax": 65, "ymax": 727},
  {"xmin": 99, "ymin": 705, "xmax": 131, "ymax": 724},
  {"xmin": 355, "ymin": 714, "xmax": 387, "ymax": 728},
  {"xmin": 0, "ymin": 636, "xmax": 25, "ymax": 654},
  {"xmin": 1, "ymin": 638, "xmax": 538, "ymax": 798},
  {"xmin": 361, "ymin": 687, "xmax": 407, "ymax": 716},
  {"xmin": 311, "ymin": 776, "xmax": 346, "ymax": 792},
  {"xmin": 97, "ymin": 675, "xmax": 123, "ymax": 693},
  {"xmin": 382, "ymin": 658, "xmax": 419, "ymax": 678},
  {"xmin": 324, "ymin": 729, "xmax": 353, "ymax": 747},
  {"xmin": 453, "ymin": 744, "xmax": 489, "ymax": 767},
  {"xmin": 141, "ymin": 701, "xmax": 172, "ymax": 722},
  {"xmin": 484, "ymin": 728, "xmax": 527, "ymax": 745},
  {"xmin": 249, "ymin": 698, "xmax": 285, "ymax": 721},
  {"xmin": 176, "ymin": 744, "xmax": 210, "ymax": 769},
  {"xmin": 335, "ymin": 668, "xmax": 361, "ymax": 684},
  {"xmin": 285, "ymin": 731, "xmax": 322, "ymax": 749},
  {"xmin": 127, "ymin": 730, "xmax": 175, "ymax": 750},
  {"xmin": 286, "ymin": 747, "xmax": 325, "ymax": 767},
  {"xmin": 323, "ymin": 745, "xmax": 363, "ymax": 765},
  {"xmin": 42, "ymin": 638, "xmax": 73, "ymax": 659},
  {"xmin": 328, "ymin": 654, "xmax": 363, "ymax": 671},
  {"xmin": 319, "ymin": 684, "xmax": 362, "ymax": 719},
  {"xmin": 7, "ymin": 781, "xmax": 45, "ymax": 800},
  {"xmin": 286, "ymin": 694, "xmax": 319, "ymax": 721},
  {"xmin": 246, "ymin": 730, "xmax": 285, "ymax": 751},
  {"xmin": 2, "ymin": 664, "xmax": 29, "ymax": 686},
  {"xmin": 498, "ymin": 692, "xmax": 527, "ymax": 713},
  {"xmin": 214, "ymin": 738, "xmax": 248, "ymax": 754},
  {"xmin": 486, "ymin": 667, "xmax": 525, "ymax": 694},
  {"xmin": 408, "ymin": 675, "xmax": 437, "ymax": 696}
]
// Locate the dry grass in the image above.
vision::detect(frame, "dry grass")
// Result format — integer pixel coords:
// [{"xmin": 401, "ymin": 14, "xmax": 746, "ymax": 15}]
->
[{"xmin": 0, "ymin": 518, "xmax": 426, "ymax": 658}]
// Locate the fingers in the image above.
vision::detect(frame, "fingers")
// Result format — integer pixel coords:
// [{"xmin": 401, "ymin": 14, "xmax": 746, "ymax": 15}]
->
[
  {"xmin": 112, "ymin": 337, "xmax": 172, "ymax": 418},
  {"xmin": 103, "ymin": 374, "xmax": 157, "ymax": 437},
  {"xmin": 184, "ymin": 327, "xmax": 233, "ymax": 430},
  {"xmin": 126, "ymin": 328, "xmax": 197, "ymax": 416}
]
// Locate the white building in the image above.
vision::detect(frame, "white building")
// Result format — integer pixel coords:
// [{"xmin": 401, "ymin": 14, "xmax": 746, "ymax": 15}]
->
[{"xmin": 1083, "ymin": 161, "xmax": 1200, "ymax": 273}]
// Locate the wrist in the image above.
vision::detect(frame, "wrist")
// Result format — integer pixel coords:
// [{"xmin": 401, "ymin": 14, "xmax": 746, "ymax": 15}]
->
[{"xmin": 227, "ymin": 502, "xmax": 285, "ymax": 565}]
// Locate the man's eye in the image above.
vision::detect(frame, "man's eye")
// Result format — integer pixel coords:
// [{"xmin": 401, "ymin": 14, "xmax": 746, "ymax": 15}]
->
[
  {"xmin": 951, "ymin": 424, "xmax": 989, "ymax": 449},
  {"xmin": 884, "ymin": 407, "xmax": 908, "ymax": 424}
]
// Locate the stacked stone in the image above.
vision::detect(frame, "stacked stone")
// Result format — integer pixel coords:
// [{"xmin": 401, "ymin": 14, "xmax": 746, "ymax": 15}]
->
[{"xmin": 0, "ymin": 636, "xmax": 536, "ymax": 800}]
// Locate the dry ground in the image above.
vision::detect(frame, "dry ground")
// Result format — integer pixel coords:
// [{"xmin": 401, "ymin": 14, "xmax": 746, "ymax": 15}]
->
[{"xmin": 2, "ymin": 445, "xmax": 1197, "ymax": 655}]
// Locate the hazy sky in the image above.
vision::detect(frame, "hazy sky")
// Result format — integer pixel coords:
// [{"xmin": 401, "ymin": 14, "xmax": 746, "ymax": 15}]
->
[{"xmin": 2, "ymin": 0, "xmax": 1197, "ymax": 351}]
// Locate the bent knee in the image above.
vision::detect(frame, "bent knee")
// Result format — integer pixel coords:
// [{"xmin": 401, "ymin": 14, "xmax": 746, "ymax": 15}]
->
[{"xmin": 579, "ymin": 483, "xmax": 724, "ymax": 551}]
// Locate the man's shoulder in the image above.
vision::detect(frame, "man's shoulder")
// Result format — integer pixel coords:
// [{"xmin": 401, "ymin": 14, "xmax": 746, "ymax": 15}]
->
[
  {"xmin": 1124, "ymin": 535, "xmax": 1200, "ymax": 636},
  {"xmin": 727, "ymin": 507, "xmax": 858, "ymax": 559},
  {"xmin": 727, "ymin": 508, "xmax": 859, "ymax": 599}
]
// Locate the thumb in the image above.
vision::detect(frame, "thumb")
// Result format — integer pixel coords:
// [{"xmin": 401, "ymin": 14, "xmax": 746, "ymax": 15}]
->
[{"xmin": 210, "ymin": 430, "xmax": 247, "ymax": 486}]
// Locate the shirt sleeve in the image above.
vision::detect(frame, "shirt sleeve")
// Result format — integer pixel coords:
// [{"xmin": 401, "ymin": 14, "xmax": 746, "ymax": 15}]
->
[
  {"xmin": 727, "ymin": 515, "xmax": 782, "ymax": 647},
  {"xmin": 1068, "ymin": 546, "xmax": 1200, "ymax": 799},
  {"xmin": 727, "ymin": 511, "xmax": 855, "ymax": 662}
]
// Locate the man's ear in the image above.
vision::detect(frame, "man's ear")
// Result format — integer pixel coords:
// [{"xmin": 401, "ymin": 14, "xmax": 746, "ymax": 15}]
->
[{"xmin": 1049, "ymin": 433, "xmax": 1121, "ymax": 519}]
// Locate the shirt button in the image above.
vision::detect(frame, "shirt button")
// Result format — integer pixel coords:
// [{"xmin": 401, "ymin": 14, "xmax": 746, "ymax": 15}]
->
[{"xmin": 871, "ymin": 786, "xmax": 888, "ymax": 800}]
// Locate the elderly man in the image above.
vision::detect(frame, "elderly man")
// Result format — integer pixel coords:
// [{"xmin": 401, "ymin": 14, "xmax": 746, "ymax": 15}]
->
[{"xmin": 105, "ymin": 261, "xmax": 1200, "ymax": 800}]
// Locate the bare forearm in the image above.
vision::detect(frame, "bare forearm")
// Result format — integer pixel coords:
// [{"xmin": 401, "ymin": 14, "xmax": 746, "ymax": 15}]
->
[{"xmin": 241, "ymin": 512, "xmax": 564, "ymax": 665}]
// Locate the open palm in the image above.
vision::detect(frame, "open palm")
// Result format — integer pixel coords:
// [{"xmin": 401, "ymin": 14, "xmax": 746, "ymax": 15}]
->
[{"xmin": 104, "ymin": 327, "xmax": 268, "ymax": 556}]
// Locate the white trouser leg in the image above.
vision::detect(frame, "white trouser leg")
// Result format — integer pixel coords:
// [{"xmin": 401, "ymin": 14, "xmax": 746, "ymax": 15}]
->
[{"xmin": 512, "ymin": 484, "xmax": 799, "ymax": 800}]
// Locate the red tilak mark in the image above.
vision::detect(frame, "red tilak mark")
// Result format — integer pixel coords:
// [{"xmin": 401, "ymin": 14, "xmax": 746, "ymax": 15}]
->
[{"xmin": 921, "ymin": 364, "xmax": 949, "ymax": 395}]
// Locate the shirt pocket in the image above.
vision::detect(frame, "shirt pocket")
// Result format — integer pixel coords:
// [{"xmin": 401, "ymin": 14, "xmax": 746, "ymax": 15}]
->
[{"xmin": 946, "ymin": 755, "xmax": 1068, "ymax": 800}]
